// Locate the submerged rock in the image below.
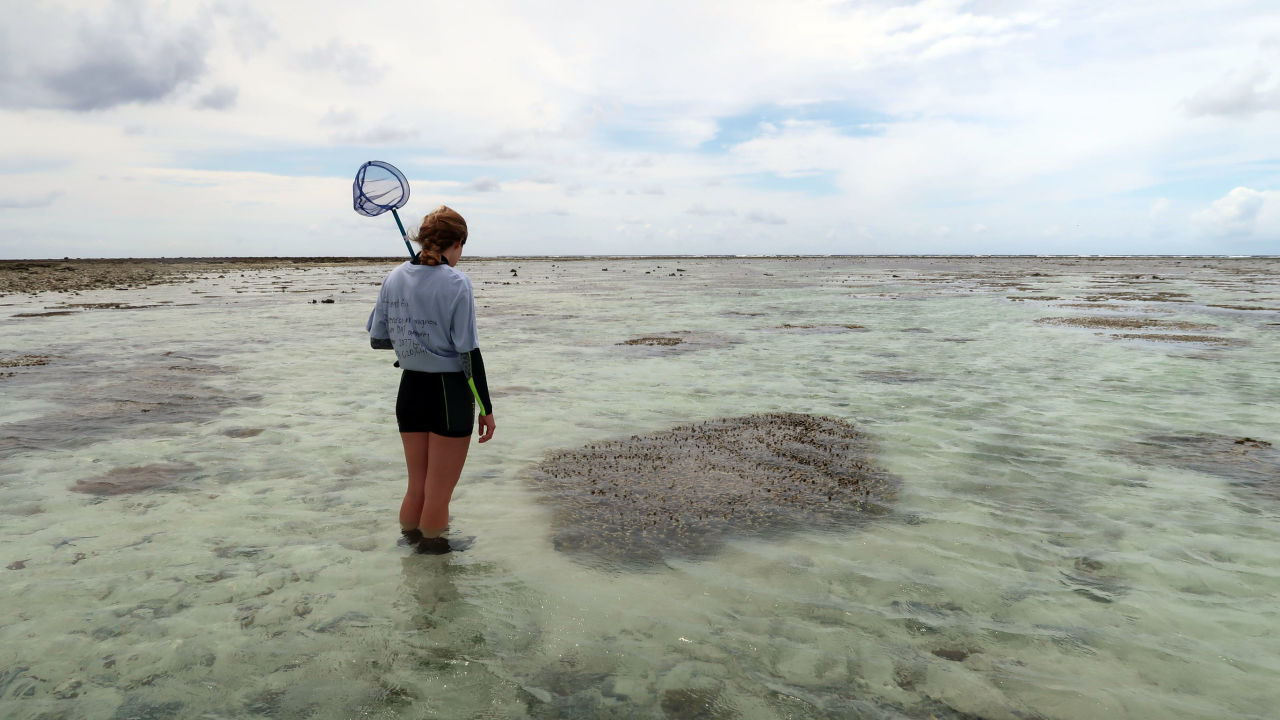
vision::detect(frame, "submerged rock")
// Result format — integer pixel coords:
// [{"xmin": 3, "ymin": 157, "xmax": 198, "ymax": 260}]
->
[
  {"xmin": 661, "ymin": 688, "xmax": 735, "ymax": 720},
  {"xmin": 1, "ymin": 353, "xmax": 251, "ymax": 456},
  {"xmin": 1120, "ymin": 433, "xmax": 1280, "ymax": 499},
  {"xmin": 222, "ymin": 427, "xmax": 264, "ymax": 438},
  {"xmin": 1058, "ymin": 555, "xmax": 1128, "ymax": 604},
  {"xmin": 527, "ymin": 413, "xmax": 896, "ymax": 569},
  {"xmin": 111, "ymin": 696, "xmax": 184, "ymax": 720},
  {"xmin": 859, "ymin": 370, "xmax": 934, "ymax": 384},
  {"xmin": 614, "ymin": 331, "xmax": 737, "ymax": 356},
  {"xmin": 71, "ymin": 463, "xmax": 197, "ymax": 496}
]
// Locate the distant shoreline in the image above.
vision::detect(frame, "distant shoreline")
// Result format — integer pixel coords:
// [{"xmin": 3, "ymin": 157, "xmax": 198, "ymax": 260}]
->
[
  {"xmin": 2, "ymin": 255, "xmax": 1276, "ymax": 296},
  {"xmin": 0, "ymin": 258, "xmax": 400, "ymax": 296},
  {"xmin": 3, "ymin": 254, "xmax": 1278, "ymax": 263}
]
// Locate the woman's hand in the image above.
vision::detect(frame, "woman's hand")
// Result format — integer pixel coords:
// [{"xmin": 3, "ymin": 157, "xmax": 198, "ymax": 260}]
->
[{"xmin": 478, "ymin": 413, "xmax": 496, "ymax": 443}]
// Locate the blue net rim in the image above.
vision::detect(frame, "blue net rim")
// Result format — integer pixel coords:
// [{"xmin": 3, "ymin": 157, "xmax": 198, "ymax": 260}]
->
[{"xmin": 353, "ymin": 160, "xmax": 410, "ymax": 217}]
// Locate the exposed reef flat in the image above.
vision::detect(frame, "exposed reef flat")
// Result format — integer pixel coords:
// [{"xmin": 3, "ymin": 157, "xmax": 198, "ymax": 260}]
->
[
  {"xmin": 618, "ymin": 336, "xmax": 683, "ymax": 346},
  {"xmin": 1035, "ymin": 316, "xmax": 1244, "ymax": 346},
  {"xmin": 771, "ymin": 323, "xmax": 868, "ymax": 333},
  {"xmin": 614, "ymin": 331, "xmax": 737, "ymax": 355},
  {"xmin": 1035, "ymin": 316, "xmax": 1218, "ymax": 331},
  {"xmin": 0, "ymin": 257, "xmax": 405, "ymax": 296},
  {"xmin": 527, "ymin": 413, "xmax": 897, "ymax": 570},
  {"xmin": 1111, "ymin": 333, "xmax": 1246, "ymax": 346}
]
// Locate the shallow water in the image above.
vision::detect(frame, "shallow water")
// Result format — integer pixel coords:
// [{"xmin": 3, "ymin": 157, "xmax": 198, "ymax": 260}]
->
[{"xmin": 2, "ymin": 257, "xmax": 1278, "ymax": 720}]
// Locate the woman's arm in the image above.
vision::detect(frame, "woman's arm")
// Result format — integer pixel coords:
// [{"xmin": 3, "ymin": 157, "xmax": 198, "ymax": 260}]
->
[
  {"xmin": 462, "ymin": 347, "xmax": 496, "ymax": 443},
  {"xmin": 461, "ymin": 347, "xmax": 493, "ymax": 416},
  {"xmin": 367, "ymin": 280, "xmax": 392, "ymax": 349}
]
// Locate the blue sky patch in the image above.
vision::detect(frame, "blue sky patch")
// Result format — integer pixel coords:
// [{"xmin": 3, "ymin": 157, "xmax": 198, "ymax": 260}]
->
[
  {"xmin": 701, "ymin": 101, "xmax": 890, "ymax": 153},
  {"xmin": 733, "ymin": 170, "xmax": 840, "ymax": 195}
]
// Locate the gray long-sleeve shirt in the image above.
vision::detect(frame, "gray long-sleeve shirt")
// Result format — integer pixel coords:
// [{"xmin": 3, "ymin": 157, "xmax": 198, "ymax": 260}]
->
[{"xmin": 367, "ymin": 262, "xmax": 479, "ymax": 373}]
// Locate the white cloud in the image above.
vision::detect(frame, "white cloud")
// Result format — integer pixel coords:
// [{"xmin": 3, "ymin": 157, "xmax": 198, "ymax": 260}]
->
[
  {"xmin": 1183, "ymin": 41, "xmax": 1280, "ymax": 118},
  {"xmin": 747, "ymin": 210, "xmax": 787, "ymax": 225},
  {"xmin": 467, "ymin": 178, "xmax": 502, "ymax": 193},
  {"xmin": 295, "ymin": 38, "xmax": 386, "ymax": 86},
  {"xmin": 196, "ymin": 85, "xmax": 238, "ymax": 111},
  {"xmin": 211, "ymin": 1, "xmax": 277, "ymax": 58},
  {"xmin": 1192, "ymin": 187, "xmax": 1275, "ymax": 236},
  {"xmin": 0, "ymin": 0, "xmax": 210, "ymax": 111},
  {"xmin": 0, "ymin": 191, "xmax": 63, "ymax": 209},
  {"xmin": 1149, "ymin": 198, "xmax": 1171, "ymax": 219},
  {"xmin": 331, "ymin": 125, "xmax": 420, "ymax": 145},
  {"xmin": 686, "ymin": 204, "xmax": 735, "ymax": 217},
  {"xmin": 319, "ymin": 106, "xmax": 357, "ymax": 126},
  {"xmin": 1184, "ymin": 69, "xmax": 1280, "ymax": 118}
]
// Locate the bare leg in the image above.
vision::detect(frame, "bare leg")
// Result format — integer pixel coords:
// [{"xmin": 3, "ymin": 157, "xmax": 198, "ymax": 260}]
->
[
  {"xmin": 419, "ymin": 433, "xmax": 471, "ymax": 534},
  {"xmin": 399, "ymin": 432, "xmax": 431, "ymax": 530}
]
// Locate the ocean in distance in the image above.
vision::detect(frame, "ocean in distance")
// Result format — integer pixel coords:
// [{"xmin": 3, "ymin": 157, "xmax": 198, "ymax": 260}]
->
[{"xmin": 1, "ymin": 256, "xmax": 1278, "ymax": 719}]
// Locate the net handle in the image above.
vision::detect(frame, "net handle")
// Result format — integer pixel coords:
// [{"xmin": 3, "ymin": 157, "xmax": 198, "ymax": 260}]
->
[{"xmin": 392, "ymin": 209, "xmax": 415, "ymax": 262}]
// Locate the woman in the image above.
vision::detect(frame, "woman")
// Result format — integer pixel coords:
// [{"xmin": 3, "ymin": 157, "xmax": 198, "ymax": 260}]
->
[{"xmin": 367, "ymin": 205, "xmax": 496, "ymax": 554}]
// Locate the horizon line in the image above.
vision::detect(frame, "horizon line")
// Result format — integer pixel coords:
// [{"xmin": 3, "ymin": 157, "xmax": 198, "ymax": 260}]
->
[{"xmin": 3, "ymin": 254, "xmax": 1278, "ymax": 262}]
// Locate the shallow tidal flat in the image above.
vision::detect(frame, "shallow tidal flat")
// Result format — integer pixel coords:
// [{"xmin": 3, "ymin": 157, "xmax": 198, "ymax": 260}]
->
[{"xmin": 1, "ymin": 256, "xmax": 1278, "ymax": 720}]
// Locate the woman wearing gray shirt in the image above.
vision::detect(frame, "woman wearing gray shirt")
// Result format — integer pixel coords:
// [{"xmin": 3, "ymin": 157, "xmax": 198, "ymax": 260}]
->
[{"xmin": 367, "ymin": 206, "xmax": 495, "ymax": 554}]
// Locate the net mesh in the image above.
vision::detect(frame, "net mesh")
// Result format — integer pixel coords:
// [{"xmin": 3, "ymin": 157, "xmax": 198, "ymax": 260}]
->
[{"xmin": 352, "ymin": 160, "xmax": 409, "ymax": 217}]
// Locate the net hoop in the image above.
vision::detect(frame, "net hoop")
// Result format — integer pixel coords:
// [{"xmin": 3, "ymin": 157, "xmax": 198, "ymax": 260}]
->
[{"xmin": 353, "ymin": 160, "xmax": 410, "ymax": 217}]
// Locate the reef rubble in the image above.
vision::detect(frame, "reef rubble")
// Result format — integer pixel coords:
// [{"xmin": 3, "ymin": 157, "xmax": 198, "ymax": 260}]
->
[{"xmin": 527, "ymin": 412, "xmax": 897, "ymax": 569}]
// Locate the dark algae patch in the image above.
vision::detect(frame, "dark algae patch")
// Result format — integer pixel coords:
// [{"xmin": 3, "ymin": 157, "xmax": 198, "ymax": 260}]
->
[
  {"xmin": 1036, "ymin": 316, "xmax": 1243, "ymax": 346},
  {"xmin": 1111, "ymin": 333, "xmax": 1244, "ymax": 346},
  {"xmin": 1207, "ymin": 304, "xmax": 1279, "ymax": 311},
  {"xmin": 527, "ymin": 413, "xmax": 897, "ymax": 569},
  {"xmin": 1035, "ymin": 316, "xmax": 1217, "ymax": 331},
  {"xmin": 618, "ymin": 336, "xmax": 684, "ymax": 346},
  {"xmin": 773, "ymin": 323, "xmax": 867, "ymax": 333},
  {"xmin": 0, "ymin": 355, "xmax": 51, "ymax": 368},
  {"xmin": 1078, "ymin": 290, "xmax": 1191, "ymax": 303}
]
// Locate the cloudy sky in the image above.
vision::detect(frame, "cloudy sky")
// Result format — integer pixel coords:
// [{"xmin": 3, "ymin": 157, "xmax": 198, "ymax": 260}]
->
[{"xmin": 1, "ymin": 0, "xmax": 1278, "ymax": 258}]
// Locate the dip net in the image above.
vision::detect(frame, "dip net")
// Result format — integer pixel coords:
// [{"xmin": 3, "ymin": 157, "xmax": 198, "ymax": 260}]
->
[
  {"xmin": 353, "ymin": 160, "xmax": 409, "ymax": 217},
  {"xmin": 352, "ymin": 160, "xmax": 415, "ymax": 260}
]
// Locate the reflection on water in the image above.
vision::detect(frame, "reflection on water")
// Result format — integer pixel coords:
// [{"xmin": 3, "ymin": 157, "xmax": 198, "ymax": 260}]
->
[{"xmin": 1, "ymin": 257, "xmax": 1278, "ymax": 719}]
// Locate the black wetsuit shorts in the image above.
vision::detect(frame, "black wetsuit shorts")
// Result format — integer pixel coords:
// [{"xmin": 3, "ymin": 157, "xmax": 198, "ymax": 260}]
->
[{"xmin": 396, "ymin": 370, "xmax": 475, "ymax": 436}]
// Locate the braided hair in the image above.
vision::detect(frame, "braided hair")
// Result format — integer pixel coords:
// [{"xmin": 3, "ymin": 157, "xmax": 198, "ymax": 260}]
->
[{"xmin": 414, "ymin": 206, "xmax": 468, "ymax": 265}]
